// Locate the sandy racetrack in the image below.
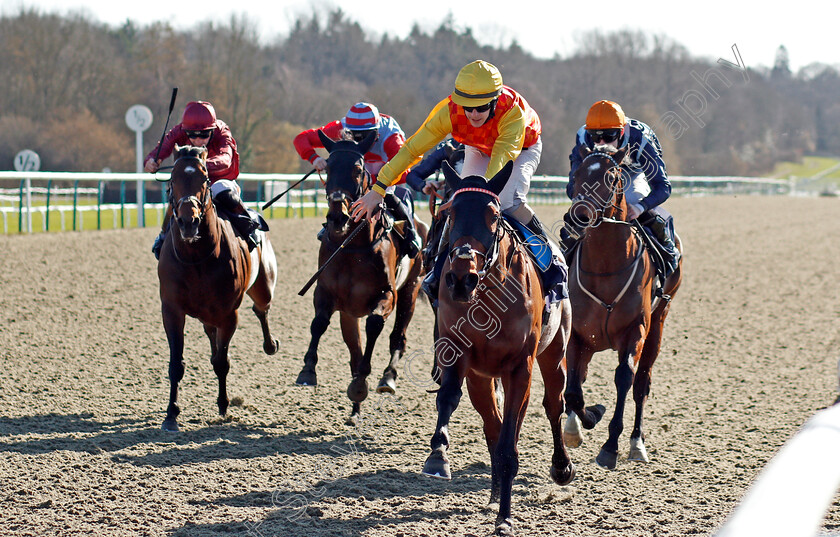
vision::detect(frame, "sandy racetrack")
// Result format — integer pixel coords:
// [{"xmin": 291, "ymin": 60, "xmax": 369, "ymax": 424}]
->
[{"xmin": 1, "ymin": 195, "xmax": 839, "ymax": 537}]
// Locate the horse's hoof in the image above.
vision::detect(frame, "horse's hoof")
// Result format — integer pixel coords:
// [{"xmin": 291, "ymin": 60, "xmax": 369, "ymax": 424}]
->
[
  {"xmin": 583, "ymin": 404, "xmax": 607, "ymax": 429},
  {"xmin": 347, "ymin": 377, "xmax": 369, "ymax": 402},
  {"xmin": 264, "ymin": 338, "xmax": 280, "ymax": 355},
  {"xmin": 345, "ymin": 412, "xmax": 360, "ymax": 427},
  {"xmin": 628, "ymin": 437, "xmax": 650, "ymax": 463},
  {"xmin": 550, "ymin": 461, "xmax": 576, "ymax": 486},
  {"xmin": 295, "ymin": 369, "xmax": 317, "ymax": 386},
  {"xmin": 218, "ymin": 399, "xmax": 229, "ymax": 416},
  {"xmin": 495, "ymin": 517, "xmax": 515, "ymax": 537},
  {"xmin": 563, "ymin": 431, "xmax": 583, "ymax": 448},
  {"xmin": 421, "ymin": 450, "xmax": 451, "ymax": 480},
  {"xmin": 596, "ymin": 447, "xmax": 618, "ymax": 470},
  {"xmin": 161, "ymin": 419, "xmax": 180, "ymax": 432},
  {"xmin": 376, "ymin": 375, "xmax": 396, "ymax": 394}
]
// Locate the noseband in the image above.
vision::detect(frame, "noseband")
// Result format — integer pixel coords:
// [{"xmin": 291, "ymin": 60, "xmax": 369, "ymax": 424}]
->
[
  {"xmin": 571, "ymin": 151, "xmax": 628, "ymax": 228},
  {"xmin": 447, "ymin": 187, "xmax": 503, "ymax": 279}
]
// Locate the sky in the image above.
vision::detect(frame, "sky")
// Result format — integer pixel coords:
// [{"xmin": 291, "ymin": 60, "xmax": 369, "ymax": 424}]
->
[{"xmin": 0, "ymin": 0, "xmax": 836, "ymax": 73}]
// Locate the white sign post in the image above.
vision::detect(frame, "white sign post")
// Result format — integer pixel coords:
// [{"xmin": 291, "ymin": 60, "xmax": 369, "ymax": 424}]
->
[
  {"xmin": 126, "ymin": 105, "xmax": 153, "ymax": 227},
  {"xmin": 14, "ymin": 149, "xmax": 40, "ymax": 233}
]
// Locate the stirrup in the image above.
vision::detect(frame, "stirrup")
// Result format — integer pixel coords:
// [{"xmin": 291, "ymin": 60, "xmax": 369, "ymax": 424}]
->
[{"xmin": 421, "ymin": 271, "xmax": 439, "ymax": 306}]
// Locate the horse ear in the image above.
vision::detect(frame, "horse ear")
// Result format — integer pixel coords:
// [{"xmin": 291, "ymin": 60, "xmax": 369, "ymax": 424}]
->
[
  {"xmin": 486, "ymin": 160, "xmax": 514, "ymax": 196},
  {"xmin": 441, "ymin": 160, "xmax": 461, "ymax": 192},
  {"xmin": 614, "ymin": 146, "xmax": 628, "ymax": 165},
  {"xmin": 357, "ymin": 130, "xmax": 376, "ymax": 154},
  {"xmin": 317, "ymin": 130, "xmax": 336, "ymax": 153},
  {"xmin": 578, "ymin": 145, "xmax": 592, "ymax": 159}
]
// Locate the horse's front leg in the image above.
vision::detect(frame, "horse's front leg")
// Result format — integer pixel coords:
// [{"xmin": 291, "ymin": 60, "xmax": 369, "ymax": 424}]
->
[
  {"xmin": 161, "ymin": 304, "xmax": 186, "ymax": 432},
  {"xmin": 564, "ymin": 333, "xmax": 605, "ymax": 448},
  {"xmin": 597, "ymin": 330, "xmax": 645, "ymax": 470},
  {"xmin": 211, "ymin": 314, "xmax": 239, "ymax": 417},
  {"xmin": 465, "ymin": 372, "xmax": 502, "ymax": 505},
  {"xmin": 379, "ymin": 278, "xmax": 421, "ymax": 393},
  {"xmin": 422, "ymin": 358, "xmax": 467, "ymax": 480},
  {"xmin": 296, "ymin": 288, "xmax": 333, "ymax": 386},
  {"xmin": 536, "ymin": 327, "xmax": 576, "ymax": 487},
  {"xmin": 491, "ymin": 361, "xmax": 533, "ymax": 537},
  {"xmin": 341, "ymin": 312, "xmax": 375, "ymax": 426}
]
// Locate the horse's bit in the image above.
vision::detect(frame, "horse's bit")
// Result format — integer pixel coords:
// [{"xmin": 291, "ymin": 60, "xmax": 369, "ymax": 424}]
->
[{"xmin": 170, "ymin": 157, "xmax": 211, "ymax": 221}]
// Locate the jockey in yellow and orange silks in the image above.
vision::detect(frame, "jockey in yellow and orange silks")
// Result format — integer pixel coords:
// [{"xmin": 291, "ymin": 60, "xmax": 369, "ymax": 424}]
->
[{"xmin": 351, "ymin": 60, "xmax": 565, "ymax": 301}]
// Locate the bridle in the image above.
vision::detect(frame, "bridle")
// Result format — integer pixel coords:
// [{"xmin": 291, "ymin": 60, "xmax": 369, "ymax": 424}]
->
[
  {"xmin": 570, "ymin": 151, "xmax": 630, "ymax": 228},
  {"xmin": 169, "ymin": 155, "xmax": 211, "ymax": 224},
  {"xmin": 324, "ymin": 148, "xmax": 371, "ymax": 205},
  {"xmin": 447, "ymin": 187, "xmax": 504, "ymax": 279}
]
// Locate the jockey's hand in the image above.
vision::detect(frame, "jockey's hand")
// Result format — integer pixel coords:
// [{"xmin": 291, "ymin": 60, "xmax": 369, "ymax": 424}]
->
[
  {"xmin": 312, "ymin": 156, "xmax": 327, "ymax": 172},
  {"xmin": 351, "ymin": 190, "xmax": 383, "ymax": 222},
  {"xmin": 422, "ymin": 180, "xmax": 443, "ymax": 198},
  {"xmin": 144, "ymin": 158, "xmax": 160, "ymax": 173},
  {"xmin": 627, "ymin": 203, "xmax": 645, "ymax": 220}
]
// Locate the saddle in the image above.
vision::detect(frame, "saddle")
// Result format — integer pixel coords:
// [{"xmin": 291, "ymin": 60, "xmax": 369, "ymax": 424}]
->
[{"xmin": 214, "ymin": 203, "xmax": 269, "ymax": 250}]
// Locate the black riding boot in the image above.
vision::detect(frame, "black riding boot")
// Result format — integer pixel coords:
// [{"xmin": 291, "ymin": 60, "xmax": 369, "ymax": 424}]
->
[
  {"xmin": 152, "ymin": 210, "xmax": 172, "ymax": 260},
  {"xmin": 214, "ymin": 189, "xmax": 260, "ymax": 250},
  {"xmin": 638, "ymin": 210, "xmax": 679, "ymax": 279},
  {"xmin": 384, "ymin": 192, "xmax": 419, "ymax": 258}
]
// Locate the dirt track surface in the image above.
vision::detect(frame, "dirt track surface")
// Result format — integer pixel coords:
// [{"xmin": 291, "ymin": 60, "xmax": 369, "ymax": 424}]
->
[{"xmin": 1, "ymin": 195, "xmax": 839, "ymax": 537}]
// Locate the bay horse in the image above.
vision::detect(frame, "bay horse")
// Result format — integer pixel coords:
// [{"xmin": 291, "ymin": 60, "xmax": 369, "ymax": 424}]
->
[
  {"xmin": 296, "ymin": 131, "xmax": 427, "ymax": 424},
  {"xmin": 157, "ymin": 145, "xmax": 279, "ymax": 432},
  {"xmin": 422, "ymin": 161, "xmax": 574, "ymax": 537},
  {"xmin": 562, "ymin": 145, "xmax": 683, "ymax": 469}
]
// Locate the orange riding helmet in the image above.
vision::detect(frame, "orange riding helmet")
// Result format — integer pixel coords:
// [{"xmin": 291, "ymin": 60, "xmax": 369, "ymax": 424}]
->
[{"xmin": 585, "ymin": 100, "xmax": 626, "ymax": 131}]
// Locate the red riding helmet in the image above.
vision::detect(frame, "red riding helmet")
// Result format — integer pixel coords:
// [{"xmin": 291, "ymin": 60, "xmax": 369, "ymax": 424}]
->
[{"xmin": 181, "ymin": 101, "xmax": 217, "ymax": 131}]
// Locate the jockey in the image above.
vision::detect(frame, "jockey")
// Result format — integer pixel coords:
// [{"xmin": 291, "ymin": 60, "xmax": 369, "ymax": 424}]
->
[
  {"xmin": 146, "ymin": 100, "xmax": 262, "ymax": 258},
  {"xmin": 350, "ymin": 60, "xmax": 566, "ymax": 302},
  {"xmin": 563, "ymin": 99, "xmax": 679, "ymax": 277},
  {"xmin": 293, "ymin": 102, "xmax": 419, "ymax": 258}
]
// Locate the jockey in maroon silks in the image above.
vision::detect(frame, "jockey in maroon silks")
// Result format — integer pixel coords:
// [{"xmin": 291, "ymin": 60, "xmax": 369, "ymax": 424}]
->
[
  {"xmin": 146, "ymin": 100, "xmax": 263, "ymax": 258},
  {"xmin": 293, "ymin": 102, "xmax": 420, "ymax": 258}
]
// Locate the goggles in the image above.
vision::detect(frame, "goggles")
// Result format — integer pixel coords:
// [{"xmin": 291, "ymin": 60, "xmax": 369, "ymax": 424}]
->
[{"xmin": 587, "ymin": 129, "xmax": 621, "ymax": 143}]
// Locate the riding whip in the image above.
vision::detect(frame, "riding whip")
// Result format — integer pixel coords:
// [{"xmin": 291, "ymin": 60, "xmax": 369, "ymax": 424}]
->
[
  {"xmin": 154, "ymin": 87, "xmax": 179, "ymax": 164},
  {"xmin": 262, "ymin": 169, "xmax": 316, "ymax": 210}
]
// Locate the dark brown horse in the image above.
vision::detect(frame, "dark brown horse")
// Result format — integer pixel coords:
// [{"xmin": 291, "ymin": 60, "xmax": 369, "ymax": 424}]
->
[
  {"xmin": 422, "ymin": 161, "xmax": 574, "ymax": 537},
  {"xmin": 296, "ymin": 131, "xmax": 427, "ymax": 424},
  {"xmin": 563, "ymin": 146, "xmax": 683, "ymax": 469},
  {"xmin": 157, "ymin": 145, "xmax": 279, "ymax": 432}
]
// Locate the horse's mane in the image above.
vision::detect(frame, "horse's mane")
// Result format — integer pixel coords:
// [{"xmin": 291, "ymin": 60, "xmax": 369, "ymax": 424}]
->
[{"xmin": 175, "ymin": 144, "xmax": 207, "ymax": 161}]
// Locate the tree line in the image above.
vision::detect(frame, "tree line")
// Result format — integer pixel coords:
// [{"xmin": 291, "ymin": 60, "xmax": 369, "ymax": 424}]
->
[{"xmin": 1, "ymin": 7, "xmax": 838, "ymax": 177}]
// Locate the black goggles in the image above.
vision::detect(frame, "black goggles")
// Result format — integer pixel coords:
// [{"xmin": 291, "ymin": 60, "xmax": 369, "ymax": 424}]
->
[
  {"xmin": 463, "ymin": 102, "xmax": 493, "ymax": 113},
  {"xmin": 186, "ymin": 130, "xmax": 212, "ymax": 139},
  {"xmin": 587, "ymin": 129, "xmax": 621, "ymax": 143},
  {"xmin": 351, "ymin": 130, "xmax": 376, "ymax": 142}
]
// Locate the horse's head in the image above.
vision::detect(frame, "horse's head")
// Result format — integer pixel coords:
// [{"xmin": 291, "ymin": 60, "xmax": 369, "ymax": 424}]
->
[
  {"xmin": 441, "ymin": 160, "xmax": 513, "ymax": 302},
  {"xmin": 169, "ymin": 145, "xmax": 212, "ymax": 242},
  {"xmin": 568, "ymin": 145, "xmax": 630, "ymax": 230},
  {"xmin": 318, "ymin": 129, "xmax": 375, "ymax": 232}
]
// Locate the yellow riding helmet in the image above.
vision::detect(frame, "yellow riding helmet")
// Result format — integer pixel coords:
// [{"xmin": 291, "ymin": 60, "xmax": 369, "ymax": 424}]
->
[
  {"xmin": 451, "ymin": 60, "xmax": 503, "ymax": 107},
  {"xmin": 585, "ymin": 100, "xmax": 626, "ymax": 130}
]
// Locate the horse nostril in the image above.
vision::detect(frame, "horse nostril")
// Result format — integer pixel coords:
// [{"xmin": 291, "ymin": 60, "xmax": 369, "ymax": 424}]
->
[
  {"xmin": 445, "ymin": 272, "xmax": 457, "ymax": 289},
  {"xmin": 464, "ymin": 273, "xmax": 479, "ymax": 290}
]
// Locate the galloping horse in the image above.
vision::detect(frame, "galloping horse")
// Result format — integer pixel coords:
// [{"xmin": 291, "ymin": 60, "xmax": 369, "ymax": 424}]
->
[
  {"xmin": 296, "ymin": 131, "xmax": 427, "ymax": 424},
  {"xmin": 158, "ymin": 145, "xmax": 279, "ymax": 432},
  {"xmin": 422, "ymin": 161, "xmax": 574, "ymax": 537},
  {"xmin": 563, "ymin": 146, "xmax": 683, "ymax": 469}
]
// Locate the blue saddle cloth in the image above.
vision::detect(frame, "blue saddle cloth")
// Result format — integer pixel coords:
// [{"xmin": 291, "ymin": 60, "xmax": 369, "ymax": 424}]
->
[{"xmin": 504, "ymin": 216, "xmax": 568, "ymax": 304}]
